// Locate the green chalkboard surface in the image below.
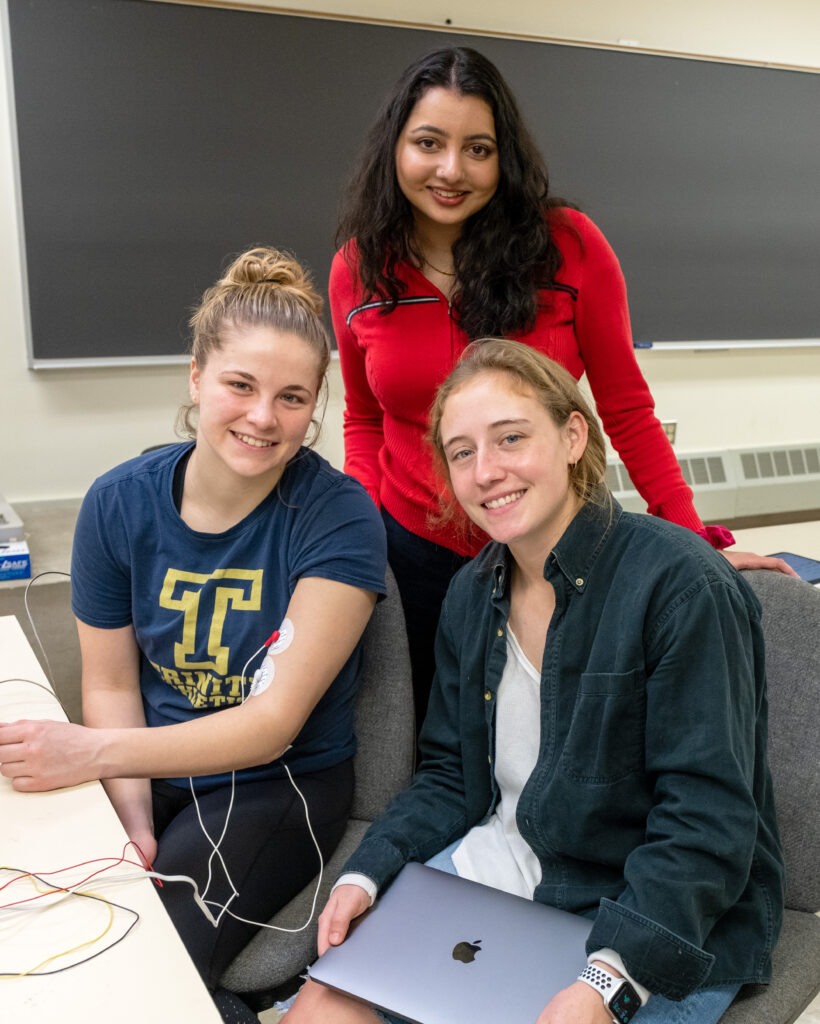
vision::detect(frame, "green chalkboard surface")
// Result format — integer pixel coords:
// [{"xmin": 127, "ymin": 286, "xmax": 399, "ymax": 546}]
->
[{"xmin": 5, "ymin": 0, "xmax": 820, "ymax": 364}]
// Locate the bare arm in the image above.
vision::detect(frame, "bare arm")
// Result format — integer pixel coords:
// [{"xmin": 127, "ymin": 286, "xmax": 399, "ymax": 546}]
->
[
  {"xmin": 0, "ymin": 577, "xmax": 376, "ymax": 791},
  {"xmin": 77, "ymin": 621, "xmax": 156, "ymax": 862}
]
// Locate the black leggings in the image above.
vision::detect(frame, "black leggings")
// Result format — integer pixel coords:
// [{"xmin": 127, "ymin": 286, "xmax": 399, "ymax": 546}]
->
[
  {"xmin": 151, "ymin": 758, "xmax": 353, "ymax": 992},
  {"xmin": 382, "ymin": 509, "xmax": 469, "ymax": 733}
]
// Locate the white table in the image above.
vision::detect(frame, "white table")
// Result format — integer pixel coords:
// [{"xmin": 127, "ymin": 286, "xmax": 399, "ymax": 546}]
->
[{"xmin": 0, "ymin": 615, "xmax": 221, "ymax": 1022}]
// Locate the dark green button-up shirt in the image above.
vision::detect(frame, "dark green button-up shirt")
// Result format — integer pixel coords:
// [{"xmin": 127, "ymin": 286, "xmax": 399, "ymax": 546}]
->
[{"xmin": 343, "ymin": 499, "xmax": 784, "ymax": 1000}]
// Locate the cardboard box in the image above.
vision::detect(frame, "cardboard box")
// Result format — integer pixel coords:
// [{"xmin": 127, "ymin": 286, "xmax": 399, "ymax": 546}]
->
[{"xmin": 0, "ymin": 540, "xmax": 31, "ymax": 581}]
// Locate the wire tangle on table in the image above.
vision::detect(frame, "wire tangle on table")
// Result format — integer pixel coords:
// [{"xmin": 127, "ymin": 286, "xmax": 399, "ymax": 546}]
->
[{"xmin": 0, "ymin": 867, "xmax": 140, "ymax": 977}]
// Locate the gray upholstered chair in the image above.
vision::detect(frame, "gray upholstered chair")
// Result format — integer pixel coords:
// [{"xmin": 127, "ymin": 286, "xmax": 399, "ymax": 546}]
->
[
  {"xmin": 220, "ymin": 564, "xmax": 414, "ymax": 1005},
  {"xmin": 720, "ymin": 570, "xmax": 820, "ymax": 1023}
]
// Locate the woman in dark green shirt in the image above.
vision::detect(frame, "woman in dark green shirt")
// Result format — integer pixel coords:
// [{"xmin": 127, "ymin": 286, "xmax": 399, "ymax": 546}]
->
[{"xmin": 287, "ymin": 339, "xmax": 784, "ymax": 1024}]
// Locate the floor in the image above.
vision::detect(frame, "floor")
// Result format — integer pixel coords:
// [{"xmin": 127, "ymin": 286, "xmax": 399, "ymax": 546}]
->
[{"xmin": 0, "ymin": 499, "xmax": 82, "ymax": 721}]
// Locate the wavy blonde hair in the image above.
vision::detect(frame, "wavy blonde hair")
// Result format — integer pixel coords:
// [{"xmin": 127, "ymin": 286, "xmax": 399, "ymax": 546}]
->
[
  {"xmin": 428, "ymin": 338, "xmax": 610, "ymax": 528},
  {"xmin": 178, "ymin": 247, "xmax": 331, "ymax": 442}
]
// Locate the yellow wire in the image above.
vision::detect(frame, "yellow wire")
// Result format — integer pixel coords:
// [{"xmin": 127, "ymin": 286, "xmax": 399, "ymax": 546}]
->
[{"xmin": 0, "ymin": 873, "xmax": 117, "ymax": 978}]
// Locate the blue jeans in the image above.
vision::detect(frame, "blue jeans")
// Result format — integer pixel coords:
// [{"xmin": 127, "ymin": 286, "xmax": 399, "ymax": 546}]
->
[{"xmin": 375, "ymin": 843, "xmax": 741, "ymax": 1024}]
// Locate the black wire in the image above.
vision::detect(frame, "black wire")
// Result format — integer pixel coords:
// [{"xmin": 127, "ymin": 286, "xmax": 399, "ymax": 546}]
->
[
  {"xmin": 3, "ymin": 578, "xmax": 152, "ymax": 976},
  {"xmin": 0, "ymin": 871, "xmax": 140, "ymax": 977}
]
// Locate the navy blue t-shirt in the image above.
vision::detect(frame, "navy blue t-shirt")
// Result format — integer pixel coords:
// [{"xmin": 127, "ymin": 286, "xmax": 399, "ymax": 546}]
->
[{"xmin": 71, "ymin": 443, "xmax": 387, "ymax": 788}]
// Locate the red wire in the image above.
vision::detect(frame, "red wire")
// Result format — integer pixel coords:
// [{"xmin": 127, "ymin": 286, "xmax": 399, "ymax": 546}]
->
[{"xmin": 0, "ymin": 841, "xmax": 155, "ymax": 910}]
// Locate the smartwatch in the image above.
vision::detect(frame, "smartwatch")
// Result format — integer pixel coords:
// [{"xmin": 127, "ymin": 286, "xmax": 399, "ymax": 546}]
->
[{"xmin": 578, "ymin": 963, "xmax": 643, "ymax": 1023}]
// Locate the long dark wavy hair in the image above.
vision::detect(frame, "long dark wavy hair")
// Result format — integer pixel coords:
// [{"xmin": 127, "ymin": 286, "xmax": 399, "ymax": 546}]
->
[{"xmin": 336, "ymin": 46, "xmax": 569, "ymax": 340}]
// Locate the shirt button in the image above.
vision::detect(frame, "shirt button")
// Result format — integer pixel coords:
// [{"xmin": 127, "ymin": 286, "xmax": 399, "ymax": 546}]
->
[
  {"xmin": 497, "ymin": 627, "xmax": 503, "ymax": 637},
  {"xmin": 576, "ymin": 577, "xmax": 584, "ymax": 586},
  {"xmin": 484, "ymin": 690, "xmax": 492, "ymax": 701}
]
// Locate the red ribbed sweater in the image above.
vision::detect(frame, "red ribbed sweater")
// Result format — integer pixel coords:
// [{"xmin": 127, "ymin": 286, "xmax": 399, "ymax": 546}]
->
[{"xmin": 331, "ymin": 208, "xmax": 705, "ymax": 558}]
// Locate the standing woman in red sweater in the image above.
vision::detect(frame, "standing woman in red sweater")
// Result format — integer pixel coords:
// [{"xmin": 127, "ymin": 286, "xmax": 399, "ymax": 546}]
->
[{"xmin": 330, "ymin": 45, "xmax": 793, "ymax": 725}]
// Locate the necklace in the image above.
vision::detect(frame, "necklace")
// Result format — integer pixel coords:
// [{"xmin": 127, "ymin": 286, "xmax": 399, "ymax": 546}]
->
[{"xmin": 422, "ymin": 256, "xmax": 456, "ymax": 277}]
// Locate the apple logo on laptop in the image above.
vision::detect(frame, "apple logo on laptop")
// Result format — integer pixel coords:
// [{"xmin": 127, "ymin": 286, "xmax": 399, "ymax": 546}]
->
[{"xmin": 452, "ymin": 939, "xmax": 482, "ymax": 964}]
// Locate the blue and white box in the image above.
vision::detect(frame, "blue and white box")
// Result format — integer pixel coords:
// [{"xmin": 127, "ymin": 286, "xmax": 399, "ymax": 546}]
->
[{"xmin": 0, "ymin": 540, "xmax": 31, "ymax": 581}]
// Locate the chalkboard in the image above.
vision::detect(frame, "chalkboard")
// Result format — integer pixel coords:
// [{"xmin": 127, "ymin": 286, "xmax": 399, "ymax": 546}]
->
[{"xmin": 5, "ymin": 0, "xmax": 820, "ymax": 365}]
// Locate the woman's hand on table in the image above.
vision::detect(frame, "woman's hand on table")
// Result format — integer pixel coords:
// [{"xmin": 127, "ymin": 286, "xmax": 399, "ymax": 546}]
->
[{"xmin": 0, "ymin": 719, "xmax": 101, "ymax": 791}]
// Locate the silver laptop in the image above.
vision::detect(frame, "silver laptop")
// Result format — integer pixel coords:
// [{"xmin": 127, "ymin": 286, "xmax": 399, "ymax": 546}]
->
[{"xmin": 309, "ymin": 861, "xmax": 593, "ymax": 1024}]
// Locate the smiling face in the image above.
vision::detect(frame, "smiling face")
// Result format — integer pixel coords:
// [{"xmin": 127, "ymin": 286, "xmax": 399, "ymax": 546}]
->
[
  {"xmin": 395, "ymin": 86, "xmax": 499, "ymax": 242},
  {"xmin": 439, "ymin": 370, "xmax": 588, "ymax": 559},
  {"xmin": 189, "ymin": 322, "xmax": 320, "ymax": 493}
]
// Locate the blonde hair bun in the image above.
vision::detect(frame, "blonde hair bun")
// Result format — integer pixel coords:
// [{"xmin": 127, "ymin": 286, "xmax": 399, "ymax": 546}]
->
[{"xmin": 220, "ymin": 246, "xmax": 323, "ymax": 317}]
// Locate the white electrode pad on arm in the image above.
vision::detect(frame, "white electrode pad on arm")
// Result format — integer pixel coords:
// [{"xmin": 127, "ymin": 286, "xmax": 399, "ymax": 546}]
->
[
  {"xmin": 249, "ymin": 618, "xmax": 294, "ymax": 697},
  {"xmin": 249, "ymin": 658, "xmax": 274, "ymax": 696}
]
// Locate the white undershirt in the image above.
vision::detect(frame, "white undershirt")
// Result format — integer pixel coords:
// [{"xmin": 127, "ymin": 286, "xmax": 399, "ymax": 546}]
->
[
  {"xmin": 334, "ymin": 628, "xmax": 650, "ymax": 1005},
  {"xmin": 451, "ymin": 629, "xmax": 543, "ymax": 898}
]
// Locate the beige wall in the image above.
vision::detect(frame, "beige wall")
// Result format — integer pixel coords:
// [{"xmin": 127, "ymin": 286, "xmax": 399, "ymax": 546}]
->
[
  {"xmin": 2, "ymin": 1, "xmax": 818, "ymax": 502},
  {"xmin": 216, "ymin": 0, "xmax": 820, "ymax": 69}
]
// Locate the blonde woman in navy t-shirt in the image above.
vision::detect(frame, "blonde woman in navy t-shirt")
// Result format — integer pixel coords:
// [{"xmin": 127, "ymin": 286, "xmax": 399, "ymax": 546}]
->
[{"xmin": 0, "ymin": 247, "xmax": 386, "ymax": 1021}]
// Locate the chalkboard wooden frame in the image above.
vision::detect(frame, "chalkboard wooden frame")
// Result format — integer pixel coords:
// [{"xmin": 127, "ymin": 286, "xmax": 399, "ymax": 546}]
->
[{"xmin": 4, "ymin": 0, "xmax": 819, "ymax": 367}]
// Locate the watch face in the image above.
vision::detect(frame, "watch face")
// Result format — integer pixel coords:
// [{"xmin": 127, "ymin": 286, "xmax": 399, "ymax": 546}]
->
[{"xmin": 611, "ymin": 981, "xmax": 641, "ymax": 1022}]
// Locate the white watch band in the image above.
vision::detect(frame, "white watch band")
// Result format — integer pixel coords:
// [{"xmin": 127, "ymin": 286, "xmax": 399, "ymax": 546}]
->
[
  {"xmin": 578, "ymin": 963, "xmax": 620, "ymax": 1019},
  {"xmin": 587, "ymin": 950, "xmax": 650, "ymax": 1006}
]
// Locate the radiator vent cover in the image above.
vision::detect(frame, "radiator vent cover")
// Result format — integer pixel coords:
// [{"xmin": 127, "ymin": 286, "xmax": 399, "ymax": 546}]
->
[
  {"xmin": 608, "ymin": 444, "xmax": 820, "ymax": 519},
  {"xmin": 740, "ymin": 446, "xmax": 820, "ymax": 480}
]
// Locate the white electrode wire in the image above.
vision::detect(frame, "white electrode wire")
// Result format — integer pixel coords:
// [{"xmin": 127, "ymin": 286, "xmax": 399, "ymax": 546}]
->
[
  {"xmin": 0, "ymin": 861, "xmax": 219, "ymax": 927},
  {"xmin": 185, "ymin": 641, "xmax": 267, "ymax": 927},
  {"xmin": 184, "ymin": 640, "xmax": 326, "ymax": 933},
  {"xmin": 188, "ymin": 770, "xmax": 240, "ymax": 927},
  {"xmin": 214, "ymin": 760, "xmax": 324, "ymax": 934},
  {"xmin": 16, "ymin": 593, "xmax": 325, "ymax": 934},
  {"xmin": 22, "ymin": 572, "xmax": 73, "ymax": 715},
  {"xmin": 13, "ymin": 838, "xmax": 324, "ymax": 934},
  {"xmin": 0, "ymin": 677, "xmax": 66, "ymax": 706}
]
